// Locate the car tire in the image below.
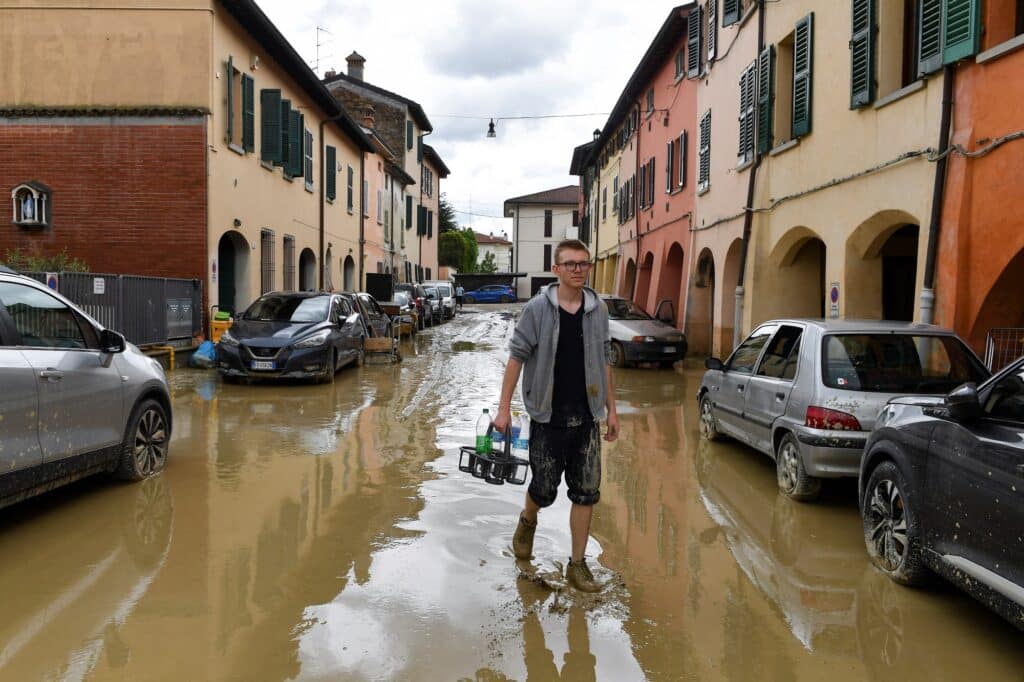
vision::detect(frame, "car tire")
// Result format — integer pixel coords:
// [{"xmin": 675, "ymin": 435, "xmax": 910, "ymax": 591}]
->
[
  {"xmin": 221, "ymin": 373, "xmax": 240, "ymax": 385},
  {"xmin": 775, "ymin": 432, "xmax": 822, "ymax": 502},
  {"xmin": 353, "ymin": 348, "xmax": 364, "ymax": 367},
  {"xmin": 862, "ymin": 461, "xmax": 929, "ymax": 586},
  {"xmin": 699, "ymin": 394, "xmax": 723, "ymax": 441},
  {"xmin": 609, "ymin": 341, "xmax": 628, "ymax": 368},
  {"xmin": 319, "ymin": 350, "xmax": 337, "ymax": 384},
  {"xmin": 500, "ymin": 295, "xmax": 513, "ymax": 303},
  {"xmin": 116, "ymin": 399, "xmax": 170, "ymax": 481},
  {"xmin": 464, "ymin": 295, "xmax": 476, "ymax": 304}
]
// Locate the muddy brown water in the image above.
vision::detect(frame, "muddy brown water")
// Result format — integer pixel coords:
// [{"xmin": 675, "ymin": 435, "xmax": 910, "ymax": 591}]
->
[{"xmin": 0, "ymin": 306, "xmax": 1021, "ymax": 681}]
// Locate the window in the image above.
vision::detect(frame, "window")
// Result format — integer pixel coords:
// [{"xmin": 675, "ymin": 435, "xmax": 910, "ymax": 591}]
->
[
  {"xmin": 984, "ymin": 366, "xmax": 1024, "ymax": 422},
  {"xmin": 260, "ymin": 229, "xmax": 275, "ymax": 294},
  {"xmin": 572, "ymin": 209, "xmax": 579, "ymax": 227},
  {"xmin": 303, "ymin": 129, "xmax": 314, "ymax": 190},
  {"xmin": 850, "ymin": 0, "xmax": 877, "ymax": 107},
  {"xmin": 406, "ymin": 195, "xmax": 413, "ymax": 230},
  {"xmin": 377, "ymin": 189, "xmax": 383, "ymax": 225},
  {"xmin": 726, "ymin": 325, "xmax": 777, "ymax": 374},
  {"xmin": 0, "ymin": 282, "xmax": 88, "ymax": 349},
  {"xmin": 822, "ymin": 334, "xmax": 987, "ymax": 392},
  {"xmin": 347, "ymin": 166, "xmax": 354, "ymax": 212},
  {"xmin": 277, "ymin": 99, "xmax": 292, "ymax": 170},
  {"xmin": 281, "ymin": 108, "xmax": 303, "ymax": 179},
  {"xmin": 698, "ymin": 110, "xmax": 711, "ymax": 193},
  {"xmin": 602, "ymin": 188, "xmax": 607, "ymax": 220},
  {"xmin": 708, "ymin": 0, "xmax": 718, "ymax": 62},
  {"xmin": 224, "ymin": 56, "xmax": 252, "ymax": 151},
  {"xmin": 723, "ymin": 0, "xmax": 743, "ymax": 27},
  {"xmin": 325, "ymin": 146, "xmax": 337, "ymax": 201},
  {"xmin": 427, "ymin": 210, "xmax": 434, "ymax": 239},
  {"xmin": 646, "ymin": 88, "xmax": 655, "ymax": 114},
  {"xmin": 283, "ymin": 235, "xmax": 295, "ymax": 290},
  {"xmin": 755, "ymin": 326, "xmax": 803, "ymax": 380},
  {"xmin": 544, "ymin": 210, "xmax": 553, "ymax": 238},
  {"xmin": 792, "ymin": 13, "xmax": 814, "ymax": 138},
  {"xmin": 678, "ymin": 131, "xmax": 688, "ymax": 187},
  {"xmin": 543, "ymin": 244, "xmax": 552, "ymax": 271},
  {"xmin": 757, "ymin": 47, "xmax": 775, "ymax": 154},
  {"xmin": 613, "ymin": 177, "xmax": 619, "ymax": 214},
  {"xmin": 407, "ymin": 120, "xmax": 414, "ymax": 150},
  {"xmin": 675, "ymin": 47, "xmax": 686, "ymax": 78},
  {"xmin": 362, "ymin": 180, "xmax": 369, "ymax": 218},
  {"xmin": 687, "ymin": 4, "xmax": 704, "ymax": 77},
  {"xmin": 774, "ymin": 34, "xmax": 795, "ymax": 144},
  {"xmin": 738, "ymin": 61, "xmax": 756, "ymax": 165},
  {"xmin": 259, "ymin": 90, "xmax": 282, "ymax": 164}
]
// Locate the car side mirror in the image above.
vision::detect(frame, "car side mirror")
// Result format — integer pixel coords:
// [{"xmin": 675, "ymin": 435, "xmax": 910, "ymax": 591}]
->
[
  {"xmin": 945, "ymin": 382, "xmax": 982, "ymax": 422},
  {"xmin": 100, "ymin": 329, "xmax": 126, "ymax": 354},
  {"xmin": 705, "ymin": 357, "xmax": 723, "ymax": 371}
]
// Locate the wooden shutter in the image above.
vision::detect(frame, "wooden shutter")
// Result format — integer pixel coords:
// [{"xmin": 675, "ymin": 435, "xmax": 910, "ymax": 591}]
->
[
  {"xmin": 544, "ymin": 210, "xmax": 552, "ymax": 237},
  {"xmin": 687, "ymin": 5, "xmax": 703, "ymax": 77},
  {"xmin": 723, "ymin": 0, "xmax": 741, "ymax": 26},
  {"xmin": 679, "ymin": 131, "xmax": 688, "ymax": 187},
  {"xmin": 699, "ymin": 110, "xmax": 711, "ymax": 192},
  {"xmin": 417, "ymin": 136, "xmax": 423, "ymax": 163},
  {"xmin": 707, "ymin": 0, "xmax": 718, "ymax": 62},
  {"xmin": 347, "ymin": 166, "xmax": 354, "ymax": 210},
  {"xmin": 277, "ymin": 99, "xmax": 291, "ymax": 168},
  {"xmin": 666, "ymin": 140, "xmax": 674, "ymax": 192},
  {"xmin": 407, "ymin": 121, "xmax": 414, "ymax": 149},
  {"xmin": 427, "ymin": 211, "xmax": 433, "ymax": 238},
  {"xmin": 792, "ymin": 13, "xmax": 814, "ymax": 138},
  {"xmin": 543, "ymin": 244, "xmax": 552, "ymax": 271},
  {"xmin": 756, "ymin": 46, "xmax": 775, "ymax": 155},
  {"xmin": 225, "ymin": 56, "xmax": 234, "ymax": 143},
  {"xmin": 918, "ymin": 0, "xmax": 943, "ymax": 76},
  {"xmin": 850, "ymin": 0, "xmax": 876, "ymax": 109},
  {"xmin": 287, "ymin": 110, "xmax": 302, "ymax": 177},
  {"xmin": 304, "ymin": 129, "xmax": 313, "ymax": 184},
  {"xmin": 241, "ymin": 74, "xmax": 255, "ymax": 152},
  {"xmin": 943, "ymin": 0, "xmax": 980, "ymax": 64},
  {"xmin": 260, "ymin": 89, "xmax": 282, "ymax": 163},
  {"xmin": 572, "ymin": 209, "xmax": 579, "ymax": 226},
  {"xmin": 738, "ymin": 64, "xmax": 755, "ymax": 164},
  {"xmin": 648, "ymin": 159, "xmax": 655, "ymax": 206},
  {"xmin": 325, "ymin": 145, "xmax": 337, "ymax": 200},
  {"xmin": 406, "ymin": 195, "xmax": 413, "ymax": 228}
]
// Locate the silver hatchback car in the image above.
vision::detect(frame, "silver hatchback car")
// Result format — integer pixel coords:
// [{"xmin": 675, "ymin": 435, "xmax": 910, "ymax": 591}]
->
[
  {"xmin": 0, "ymin": 270, "xmax": 172, "ymax": 510},
  {"xmin": 697, "ymin": 319, "xmax": 988, "ymax": 501}
]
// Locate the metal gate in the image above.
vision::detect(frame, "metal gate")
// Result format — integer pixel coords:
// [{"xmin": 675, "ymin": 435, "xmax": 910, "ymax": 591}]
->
[{"xmin": 984, "ymin": 328, "xmax": 1024, "ymax": 371}]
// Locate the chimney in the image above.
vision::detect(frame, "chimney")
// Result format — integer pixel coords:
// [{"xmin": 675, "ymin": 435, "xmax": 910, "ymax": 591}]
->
[
  {"xmin": 592, "ymin": 128, "xmax": 601, "ymax": 141},
  {"xmin": 346, "ymin": 51, "xmax": 366, "ymax": 81},
  {"xmin": 362, "ymin": 104, "xmax": 375, "ymax": 129},
  {"xmin": 324, "ymin": 68, "xmax": 336, "ymax": 79}
]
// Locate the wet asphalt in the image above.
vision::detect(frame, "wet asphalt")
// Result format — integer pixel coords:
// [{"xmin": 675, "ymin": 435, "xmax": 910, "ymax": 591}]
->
[{"xmin": 0, "ymin": 304, "xmax": 1021, "ymax": 681}]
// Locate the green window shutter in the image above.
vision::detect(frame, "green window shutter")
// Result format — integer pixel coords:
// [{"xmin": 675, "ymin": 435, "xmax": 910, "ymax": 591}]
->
[
  {"xmin": 407, "ymin": 121, "xmax": 414, "ymax": 150},
  {"xmin": 698, "ymin": 110, "xmax": 711, "ymax": 192},
  {"xmin": 666, "ymin": 140, "xmax": 673, "ymax": 192},
  {"xmin": 260, "ymin": 89, "xmax": 282, "ymax": 163},
  {"xmin": 287, "ymin": 110, "xmax": 302, "ymax": 177},
  {"xmin": 723, "ymin": 0, "xmax": 741, "ymax": 26},
  {"xmin": 850, "ymin": 0, "xmax": 876, "ymax": 108},
  {"xmin": 325, "ymin": 145, "xmax": 337, "ymax": 200},
  {"xmin": 225, "ymin": 56, "xmax": 234, "ymax": 143},
  {"xmin": 304, "ymin": 129, "xmax": 313, "ymax": 184},
  {"xmin": 241, "ymin": 74, "xmax": 255, "ymax": 152},
  {"xmin": 406, "ymin": 195, "xmax": 413, "ymax": 228},
  {"xmin": 277, "ymin": 99, "xmax": 291, "ymax": 168},
  {"xmin": 792, "ymin": 13, "xmax": 814, "ymax": 138},
  {"xmin": 347, "ymin": 166, "xmax": 354, "ymax": 210},
  {"xmin": 687, "ymin": 5, "xmax": 703, "ymax": 77},
  {"xmin": 707, "ymin": 0, "xmax": 718, "ymax": 62},
  {"xmin": 679, "ymin": 131, "xmax": 688, "ymax": 187},
  {"xmin": 943, "ymin": 0, "xmax": 980, "ymax": 64},
  {"xmin": 757, "ymin": 45, "xmax": 775, "ymax": 154},
  {"xmin": 918, "ymin": 0, "xmax": 943, "ymax": 75},
  {"xmin": 417, "ymin": 135, "xmax": 423, "ymax": 163}
]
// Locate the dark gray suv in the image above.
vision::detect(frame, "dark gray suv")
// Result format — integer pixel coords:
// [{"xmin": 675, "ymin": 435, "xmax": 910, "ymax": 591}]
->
[{"xmin": 0, "ymin": 271, "xmax": 172, "ymax": 510}]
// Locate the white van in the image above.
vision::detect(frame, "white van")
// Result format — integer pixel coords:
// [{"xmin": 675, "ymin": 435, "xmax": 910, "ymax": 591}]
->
[{"xmin": 423, "ymin": 280, "xmax": 456, "ymax": 319}]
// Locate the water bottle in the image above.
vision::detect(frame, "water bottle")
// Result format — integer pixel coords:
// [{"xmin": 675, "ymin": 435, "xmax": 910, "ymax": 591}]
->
[
  {"xmin": 509, "ymin": 410, "xmax": 522, "ymax": 453},
  {"xmin": 513, "ymin": 413, "xmax": 530, "ymax": 459},
  {"xmin": 475, "ymin": 408, "xmax": 492, "ymax": 455}
]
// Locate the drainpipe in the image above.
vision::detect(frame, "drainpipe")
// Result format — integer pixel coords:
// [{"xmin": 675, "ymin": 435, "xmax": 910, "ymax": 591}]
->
[
  {"xmin": 358, "ymin": 153, "xmax": 365, "ymax": 290},
  {"xmin": 733, "ymin": 0, "xmax": 766, "ymax": 348},
  {"xmin": 920, "ymin": 65, "xmax": 955, "ymax": 325}
]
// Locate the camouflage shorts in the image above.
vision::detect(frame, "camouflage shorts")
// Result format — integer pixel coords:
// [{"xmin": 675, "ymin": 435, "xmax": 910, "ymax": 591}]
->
[{"xmin": 527, "ymin": 418, "xmax": 602, "ymax": 507}]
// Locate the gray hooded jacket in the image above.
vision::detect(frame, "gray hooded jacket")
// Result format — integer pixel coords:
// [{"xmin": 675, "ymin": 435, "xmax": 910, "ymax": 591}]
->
[{"xmin": 508, "ymin": 284, "xmax": 611, "ymax": 423}]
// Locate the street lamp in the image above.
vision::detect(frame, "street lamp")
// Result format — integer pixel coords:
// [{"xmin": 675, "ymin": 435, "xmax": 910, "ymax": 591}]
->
[{"xmin": 487, "ymin": 119, "xmax": 496, "ymax": 138}]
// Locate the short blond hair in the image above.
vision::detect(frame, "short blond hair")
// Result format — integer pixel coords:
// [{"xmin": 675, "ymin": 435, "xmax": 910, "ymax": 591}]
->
[{"xmin": 554, "ymin": 239, "xmax": 590, "ymax": 264}]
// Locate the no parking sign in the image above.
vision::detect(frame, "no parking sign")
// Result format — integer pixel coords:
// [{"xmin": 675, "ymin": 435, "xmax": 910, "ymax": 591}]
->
[
  {"xmin": 45, "ymin": 272, "xmax": 58, "ymax": 291},
  {"xmin": 829, "ymin": 282, "xmax": 840, "ymax": 318}
]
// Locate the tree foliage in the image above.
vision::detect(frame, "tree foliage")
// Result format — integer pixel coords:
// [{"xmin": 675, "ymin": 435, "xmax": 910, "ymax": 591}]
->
[
  {"xmin": 459, "ymin": 228, "xmax": 479, "ymax": 273},
  {"xmin": 438, "ymin": 193, "xmax": 458, "ymax": 234},
  {"xmin": 438, "ymin": 231, "xmax": 466, "ymax": 268},
  {"xmin": 3, "ymin": 247, "xmax": 89, "ymax": 272},
  {"xmin": 478, "ymin": 252, "xmax": 498, "ymax": 274}
]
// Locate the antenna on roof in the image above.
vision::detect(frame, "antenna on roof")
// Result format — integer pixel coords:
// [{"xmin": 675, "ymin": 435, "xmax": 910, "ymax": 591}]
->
[{"xmin": 313, "ymin": 26, "xmax": 334, "ymax": 76}]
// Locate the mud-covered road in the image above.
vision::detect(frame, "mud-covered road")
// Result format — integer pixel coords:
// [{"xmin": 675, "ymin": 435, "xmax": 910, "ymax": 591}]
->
[{"xmin": 1, "ymin": 306, "xmax": 1021, "ymax": 681}]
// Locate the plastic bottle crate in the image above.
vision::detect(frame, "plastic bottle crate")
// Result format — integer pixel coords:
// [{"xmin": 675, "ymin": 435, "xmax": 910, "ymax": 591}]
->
[{"xmin": 458, "ymin": 446, "xmax": 529, "ymax": 485}]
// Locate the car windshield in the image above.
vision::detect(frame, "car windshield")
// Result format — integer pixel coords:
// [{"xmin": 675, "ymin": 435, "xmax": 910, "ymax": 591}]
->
[
  {"xmin": 435, "ymin": 284, "xmax": 452, "ymax": 296},
  {"xmin": 425, "ymin": 287, "xmax": 438, "ymax": 297},
  {"xmin": 605, "ymin": 299, "xmax": 652, "ymax": 321},
  {"xmin": 244, "ymin": 295, "xmax": 330, "ymax": 322},
  {"xmin": 394, "ymin": 292, "xmax": 411, "ymax": 305},
  {"xmin": 822, "ymin": 333, "xmax": 989, "ymax": 393}
]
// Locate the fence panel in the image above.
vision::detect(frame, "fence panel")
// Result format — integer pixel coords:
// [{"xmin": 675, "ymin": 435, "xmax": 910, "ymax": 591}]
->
[{"xmin": 985, "ymin": 328, "xmax": 1024, "ymax": 372}]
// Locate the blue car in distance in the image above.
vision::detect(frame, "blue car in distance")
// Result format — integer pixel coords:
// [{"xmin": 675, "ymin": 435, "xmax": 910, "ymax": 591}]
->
[{"xmin": 463, "ymin": 284, "xmax": 516, "ymax": 304}]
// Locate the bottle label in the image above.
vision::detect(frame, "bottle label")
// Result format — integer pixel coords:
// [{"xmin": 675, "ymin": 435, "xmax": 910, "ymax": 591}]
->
[{"xmin": 476, "ymin": 434, "xmax": 491, "ymax": 454}]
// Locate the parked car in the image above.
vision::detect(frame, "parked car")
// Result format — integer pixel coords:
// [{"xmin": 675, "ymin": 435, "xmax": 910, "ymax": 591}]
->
[
  {"xmin": 383, "ymin": 291, "xmax": 418, "ymax": 337},
  {"xmin": 395, "ymin": 283, "xmax": 431, "ymax": 329},
  {"xmin": 0, "ymin": 270, "xmax": 172, "ymax": 509},
  {"xmin": 463, "ymin": 284, "xmax": 515, "ymax": 304},
  {"xmin": 858, "ymin": 355, "xmax": 1024, "ymax": 629},
  {"xmin": 351, "ymin": 292, "xmax": 395, "ymax": 339},
  {"xmin": 603, "ymin": 295, "xmax": 687, "ymax": 368},
  {"xmin": 423, "ymin": 286, "xmax": 444, "ymax": 325},
  {"xmin": 423, "ymin": 280, "xmax": 456, "ymax": 319},
  {"xmin": 217, "ymin": 291, "xmax": 366, "ymax": 383},
  {"xmin": 697, "ymin": 320, "xmax": 989, "ymax": 501}
]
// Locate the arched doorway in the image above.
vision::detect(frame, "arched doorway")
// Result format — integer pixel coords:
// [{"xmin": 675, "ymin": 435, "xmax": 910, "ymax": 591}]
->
[
  {"xmin": 844, "ymin": 211, "xmax": 921, "ymax": 320},
  {"xmin": 770, "ymin": 228, "xmax": 827, "ymax": 320},
  {"xmin": 879, "ymin": 225, "xmax": 919, "ymax": 321},
  {"xmin": 324, "ymin": 247, "xmax": 334, "ymax": 291},
  {"xmin": 605, "ymin": 254, "xmax": 618, "ymax": 293},
  {"xmin": 343, "ymin": 255, "xmax": 355, "ymax": 291},
  {"xmin": 299, "ymin": 249, "xmax": 317, "ymax": 291},
  {"xmin": 690, "ymin": 248, "xmax": 716, "ymax": 355},
  {"xmin": 622, "ymin": 258, "xmax": 637, "ymax": 299},
  {"xmin": 721, "ymin": 239, "xmax": 742, "ymax": 352},
  {"xmin": 217, "ymin": 230, "xmax": 250, "ymax": 315},
  {"xmin": 634, "ymin": 252, "xmax": 655, "ymax": 311},
  {"xmin": 656, "ymin": 243, "xmax": 685, "ymax": 326}
]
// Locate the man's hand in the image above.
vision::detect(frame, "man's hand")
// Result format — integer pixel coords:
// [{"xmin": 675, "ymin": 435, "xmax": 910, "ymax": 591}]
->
[
  {"xmin": 604, "ymin": 412, "xmax": 620, "ymax": 442},
  {"xmin": 493, "ymin": 407, "xmax": 512, "ymax": 434}
]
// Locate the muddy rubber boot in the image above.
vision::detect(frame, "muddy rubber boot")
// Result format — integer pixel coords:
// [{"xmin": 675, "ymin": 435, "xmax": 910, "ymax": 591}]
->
[
  {"xmin": 512, "ymin": 514, "xmax": 537, "ymax": 559},
  {"xmin": 566, "ymin": 559, "xmax": 601, "ymax": 593}
]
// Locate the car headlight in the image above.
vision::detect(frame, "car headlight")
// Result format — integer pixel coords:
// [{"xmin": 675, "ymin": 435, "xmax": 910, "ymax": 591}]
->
[
  {"xmin": 219, "ymin": 330, "xmax": 239, "ymax": 346},
  {"xmin": 294, "ymin": 330, "xmax": 331, "ymax": 348},
  {"xmin": 631, "ymin": 335, "xmax": 656, "ymax": 343}
]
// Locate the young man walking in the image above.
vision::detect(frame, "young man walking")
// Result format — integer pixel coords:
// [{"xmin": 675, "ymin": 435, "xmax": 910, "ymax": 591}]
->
[{"xmin": 493, "ymin": 239, "xmax": 619, "ymax": 592}]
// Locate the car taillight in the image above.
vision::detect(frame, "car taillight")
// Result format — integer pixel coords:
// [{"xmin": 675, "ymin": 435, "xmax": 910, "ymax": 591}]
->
[{"xmin": 805, "ymin": 406, "xmax": 862, "ymax": 431}]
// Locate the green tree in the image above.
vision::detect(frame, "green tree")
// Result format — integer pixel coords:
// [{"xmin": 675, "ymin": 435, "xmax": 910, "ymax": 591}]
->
[
  {"xmin": 438, "ymin": 193, "xmax": 458, "ymax": 234},
  {"xmin": 438, "ymin": 231, "xmax": 466, "ymax": 269},
  {"xmin": 459, "ymin": 228, "xmax": 479, "ymax": 273},
  {"xmin": 478, "ymin": 252, "xmax": 498, "ymax": 273}
]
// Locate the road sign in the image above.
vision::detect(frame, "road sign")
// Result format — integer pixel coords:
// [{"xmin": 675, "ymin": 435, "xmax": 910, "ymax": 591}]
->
[
  {"xmin": 829, "ymin": 282, "xmax": 840, "ymax": 318},
  {"xmin": 45, "ymin": 272, "xmax": 58, "ymax": 290}
]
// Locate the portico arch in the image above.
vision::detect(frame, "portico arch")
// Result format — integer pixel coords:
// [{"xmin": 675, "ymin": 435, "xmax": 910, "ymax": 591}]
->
[
  {"xmin": 217, "ymin": 230, "xmax": 250, "ymax": 315},
  {"xmin": 768, "ymin": 227, "xmax": 826, "ymax": 320},
  {"xmin": 845, "ymin": 210, "xmax": 921, "ymax": 320}
]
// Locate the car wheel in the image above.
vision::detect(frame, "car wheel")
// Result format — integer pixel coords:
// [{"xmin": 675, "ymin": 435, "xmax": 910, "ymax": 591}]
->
[
  {"xmin": 862, "ymin": 461, "xmax": 929, "ymax": 586},
  {"xmin": 116, "ymin": 399, "xmax": 170, "ymax": 481},
  {"xmin": 500, "ymin": 295, "xmax": 513, "ymax": 303},
  {"xmin": 775, "ymin": 432, "xmax": 822, "ymax": 502},
  {"xmin": 609, "ymin": 341, "xmax": 627, "ymax": 368},
  {"xmin": 464, "ymin": 295, "xmax": 476, "ymax": 304},
  {"xmin": 319, "ymin": 350, "xmax": 337, "ymax": 384},
  {"xmin": 699, "ymin": 394, "xmax": 723, "ymax": 441}
]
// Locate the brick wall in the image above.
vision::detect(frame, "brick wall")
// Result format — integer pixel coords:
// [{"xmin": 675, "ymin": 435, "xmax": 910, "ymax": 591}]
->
[
  {"xmin": 325, "ymin": 83, "xmax": 408, "ymax": 166},
  {"xmin": 0, "ymin": 119, "xmax": 207, "ymax": 281}
]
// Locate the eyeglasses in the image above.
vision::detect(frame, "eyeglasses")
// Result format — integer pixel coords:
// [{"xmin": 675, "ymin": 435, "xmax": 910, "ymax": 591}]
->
[{"xmin": 556, "ymin": 260, "xmax": 592, "ymax": 272}]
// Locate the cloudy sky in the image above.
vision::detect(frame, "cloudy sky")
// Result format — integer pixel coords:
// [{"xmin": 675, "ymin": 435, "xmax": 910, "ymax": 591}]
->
[{"xmin": 255, "ymin": 0, "xmax": 676, "ymax": 237}]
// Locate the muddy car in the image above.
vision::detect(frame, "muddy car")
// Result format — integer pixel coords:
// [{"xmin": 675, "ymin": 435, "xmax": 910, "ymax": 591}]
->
[{"xmin": 697, "ymin": 320, "xmax": 988, "ymax": 502}]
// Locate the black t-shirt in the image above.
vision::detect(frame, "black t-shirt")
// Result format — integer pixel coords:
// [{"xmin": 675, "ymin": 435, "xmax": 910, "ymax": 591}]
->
[{"xmin": 551, "ymin": 305, "xmax": 591, "ymax": 425}]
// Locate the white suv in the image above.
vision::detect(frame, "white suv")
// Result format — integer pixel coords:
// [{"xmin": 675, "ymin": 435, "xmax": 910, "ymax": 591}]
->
[{"xmin": 423, "ymin": 280, "xmax": 456, "ymax": 319}]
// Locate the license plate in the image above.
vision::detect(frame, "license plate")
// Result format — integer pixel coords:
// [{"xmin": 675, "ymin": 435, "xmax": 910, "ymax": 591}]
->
[
  {"xmin": 251, "ymin": 360, "xmax": 276, "ymax": 371},
  {"xmin": 663, "ymin": 346, "xmax": 676, "ymax": 353}
]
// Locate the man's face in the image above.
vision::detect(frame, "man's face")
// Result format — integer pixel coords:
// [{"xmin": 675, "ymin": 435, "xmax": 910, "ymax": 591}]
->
[{"xmin": 553, "ymin": 248, "xmax": 591, "ymax": 290}]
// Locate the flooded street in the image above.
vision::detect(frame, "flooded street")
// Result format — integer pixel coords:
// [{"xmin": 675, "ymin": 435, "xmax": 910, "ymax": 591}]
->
[{"xmin": 1, "ymin": 305, "xmax": 1021, "ymax": 681}]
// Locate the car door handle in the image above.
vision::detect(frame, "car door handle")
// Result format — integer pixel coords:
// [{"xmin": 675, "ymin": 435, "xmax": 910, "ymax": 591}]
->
[
  {"xmin": 39, "ymin": 369, "xmax": 64, "ymax": 382},
  {"xmin": 775, "ymin": 392, "xmax": 786, "ymax": 401},
  {"xmin": 736, "ymin": 385, "xmax": 745, "ymax": 393}
]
